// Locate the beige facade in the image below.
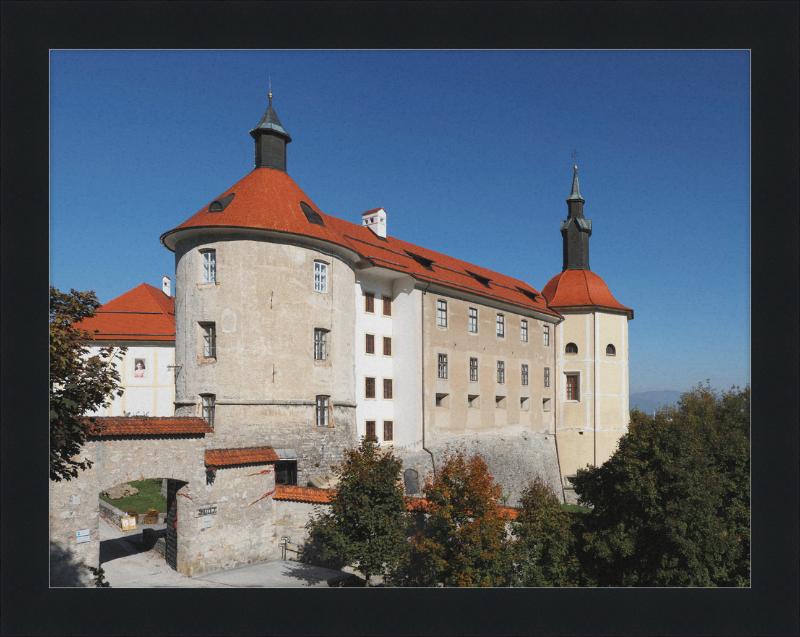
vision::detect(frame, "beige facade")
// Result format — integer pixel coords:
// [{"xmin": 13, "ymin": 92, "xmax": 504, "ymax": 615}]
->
[
  {"xmin": 422, "ymin": 287, "xmax": 559, "ymax": 444},
  {"xmin": 555, "ymin": 308, "xmax": 630, "ymax": 488}
]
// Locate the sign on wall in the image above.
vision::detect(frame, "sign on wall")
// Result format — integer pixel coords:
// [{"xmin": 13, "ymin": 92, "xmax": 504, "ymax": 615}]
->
[
  {"xmin": 76, "ymin": 529, "xmax": 90, "ymax": 544},
  {"xmin": 195, "ymin": 505, "xmax": 218, "ymax": 517}
]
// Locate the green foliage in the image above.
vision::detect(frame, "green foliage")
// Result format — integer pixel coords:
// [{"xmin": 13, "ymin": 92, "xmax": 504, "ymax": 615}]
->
[
  {"xmin": 99, "ymin": 479, "xmax": 167, "ymax": 514},
  {"xmin": 511, "ymin": 476, "xmax": 580, "ymax": 587},
  {"xmin": 307, "ymin": 438, "xmax": 408, "ymax": 586},
  {"xmin": 572, "ymin": 382, "xmax": 750, "ymax": 586},
  {"xmin": 87, "ymin": 566, "xmax": 111, "ymax": 587},
  {"xmin": 50, "ymin": 287, "xmax": 126, "ymax": 482},
  {"xmin": 409, "ymin": 449, "xmax": 513, "ymax": 587}
]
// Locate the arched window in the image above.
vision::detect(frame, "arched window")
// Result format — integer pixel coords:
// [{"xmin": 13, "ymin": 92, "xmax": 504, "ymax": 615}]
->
[
  {"xmin": 606, "ymin": 344, "xmax": 616, "ymax": 356},
  {"xmin": 565, "ymin": 342, "xmax": 578, "ymax": 354}
]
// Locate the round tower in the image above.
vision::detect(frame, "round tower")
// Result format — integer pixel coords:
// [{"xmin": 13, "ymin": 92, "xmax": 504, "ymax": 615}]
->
[{"xmin": 543, "ymin": 165, "xmax": 634, "ymax": 501}]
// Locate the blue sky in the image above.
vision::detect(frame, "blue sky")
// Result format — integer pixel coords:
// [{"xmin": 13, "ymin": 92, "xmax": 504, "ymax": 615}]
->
[{"xmin": 49, "ymin": 50, "xmax": 750, "ymax": 394}]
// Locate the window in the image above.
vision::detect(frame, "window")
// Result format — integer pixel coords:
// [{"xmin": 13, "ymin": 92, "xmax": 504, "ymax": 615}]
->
[
  {"xmin": 438, "ymin": 354, "xmax": 448, "ymax": 379},
  {"xmin": 565, "ymin": 342, "xmax": 578, "ymax": 354},
  {"xmin": 314, "ymin": 329, "xmax": 327, "ymax": 361},
  {"xmin": 383, "ymin": 420, "xmax": 393, "ymax": 441},
  {"xmin": 435, "ymin": 393, "xmax": 450, "ymax": 408},
  {"xmin": 566, "ymin": 374, "xmax": 580, "ymax": 401},
  {"xmin": 543, "ymin": 325, "xmax": 550, "ymax": 346},
  {"xmin": 275, "ymin": 461, "xmax": 298, "ymax": 485},
  {"xmin": 520, "ymin": 397, "xmax": 530, "ymax": 411},
  {"xmin": 201, "ymin": 250, "xmax": 216, "ymax": 284},
  {"xmin": 300, "ymin": 201, "xmax": 324, "ymax": 226},
  {"xmin": 382, "ymin": 296, "xmax": 392, "ymax": 316},
  {"xmin": 365, "ymin": 334, "xmax": 375, "ymax": 355},
  {"xmin": 521, "ymin": 364, "xmax": 529, "ymax": 386},
  {"xmin": 495, "ymin": 396, "xmax": 506, "ymax": 409},
  {"xmin": 543, "ymin": 397, "xmax": 552, "ymax": 412},
  {"xmin": 469, "ymin": 307, "xmax": 478, "ymax": 333},
  {"xmin": 468, "ymin": 394, "xmax": 480, "ymax": 409},
  {"xmin": 606, "ymin": 344, "xmax": 616, "ymax": 356},
  {"xmin": 497, "ymin": 361, "xmax": 505, "ymax": 384},
  {"xmin": 316, "ymin": 395, "xmax": 330, "ymax": 427},
  {"xmin": 496, "ymin": 314, "xmax": 505, "ymax": 338},
  {"xmin": 382, "ymin": 337, "xmax": 391, "ymax": 357},
  {"xmin": 201, "ymin": 323, "xmax": 216, "ymax": 359},
  {"xmin": 364, "ymin": 292, "xmax": 375, "ymax": 313},
  {"xmin": 365, "ymin": 377, "xmax": 376, "ymax": 399},
  {"xmin": 201, "ymin": 394, "xmax": 215, "ymax": 429},
  {"xmin": 469, "ymin": 357, "xmax": 478, "ymax": 382},
  {"xmin": 437, "ymin": 299, "xmax": 448, "ymax": 328},
  {"xmin": 383, "ymin": 378, "xmax": 393, "ymax": 400},
  {"xmin": 544, "ymin": 367, "xmax": 551, "ymax": 388},
  {"xmin": 365, "ymin": 420, "xmax": 377, "ymax": 441},
  {"xmin": 521, "ymin": 319, "xmax": 528, "ymax": 342},
  {"xmin": 314, "ymin": 262, "xmax": 328, "ymax": 293}
]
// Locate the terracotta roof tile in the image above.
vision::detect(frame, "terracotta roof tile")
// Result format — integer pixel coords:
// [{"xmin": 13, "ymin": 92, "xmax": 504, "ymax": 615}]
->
[
  {"xmin": 161, "ymin": 168, "xmax": 559, "ymax": 319},
  {"xmin": 86, "ymin": 417, "xmax": 212, "ymax": 436},
  {"xmin": 542, "ymin": 269, "xmax": 633, "ymax": 319},
  {"xmin": 79, "ymin": 283, "xmax": 175, "ymax": 342},
  {"xmin": 204, "ymin": 446, "xmax": 280, "ymax": 468},
  {"xmin": 274, "ymin": 484, "xmax": 334, "ymax": 503}
]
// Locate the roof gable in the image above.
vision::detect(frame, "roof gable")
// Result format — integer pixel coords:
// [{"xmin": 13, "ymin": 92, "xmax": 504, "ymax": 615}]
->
[{"xmin": 79, "ymin": 283, "xmax": 175, "ymax": 341}]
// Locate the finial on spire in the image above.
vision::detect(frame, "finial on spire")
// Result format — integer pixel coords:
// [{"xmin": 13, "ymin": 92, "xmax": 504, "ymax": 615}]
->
[
  {"xmin": 268, "ymin": 76, "xmax": 272, "ymax": 102},
  {"xmin": 571, "ymin": 149, "xmax": 579, "ymax": 170}
]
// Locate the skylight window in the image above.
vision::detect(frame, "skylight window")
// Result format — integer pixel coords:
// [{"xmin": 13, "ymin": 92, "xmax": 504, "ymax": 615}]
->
[
  {"xmin": 300, "ymin": 201, "xmax": 325, "ymax": 226},
  {"xmin": 466, "ymin": 271, "xmax": 491, "ymax": 288},
  {"xmin": 405, "ymin": 251, "xmax": 434, "ymax": 271},
  {"xmin": 208, "ymin": 193, "xmax": 235, "ymax": 213}
]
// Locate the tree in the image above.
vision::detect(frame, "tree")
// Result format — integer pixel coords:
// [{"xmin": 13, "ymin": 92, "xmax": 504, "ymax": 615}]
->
[
  {"xmin": 511, "ymin": 476, "xmax": 580, "ymax": 587},
  {"xmin": 50, "ymin": 287, "xmax": 126, "ymax": 482},
  {"xmin": 306, "ymin": 438, "xmax": 408, "ymax": 586},
  {"xmin": 571, "ymin": 383, "xmax": 750, "ymax": 586},
  {"xmin": 409, "ymin": 449, "xmax": 513, "ymax": 587}
]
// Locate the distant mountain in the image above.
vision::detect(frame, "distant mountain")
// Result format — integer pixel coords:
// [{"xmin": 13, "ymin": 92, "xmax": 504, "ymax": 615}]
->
[{"xmin": 629, "ymin": 390, "xmax": 683, "ymax": 415}]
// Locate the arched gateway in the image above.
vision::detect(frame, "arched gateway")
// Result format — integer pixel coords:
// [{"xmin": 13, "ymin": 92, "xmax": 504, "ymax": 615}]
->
[{"xmin": 51, "ymin": 416, "xmax": 280, "ymax": 585}]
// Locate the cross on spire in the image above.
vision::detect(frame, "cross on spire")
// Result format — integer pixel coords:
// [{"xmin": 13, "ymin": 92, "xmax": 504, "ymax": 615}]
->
[
  {"xmin": 268, "ymin": 76, "xmax": 272, "ymax": 101},
  {"xmin": 571, "ymin": 149, "xmax": 579, "ymax": 169}
]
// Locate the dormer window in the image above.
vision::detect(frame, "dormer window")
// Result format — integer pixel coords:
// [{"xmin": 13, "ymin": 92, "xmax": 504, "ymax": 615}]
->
[
  {"xmin": 467, "ymin": 271, "xmax": 491, "ymax": 288},
  {"xmin": 516, "ymin": 287, "xmax": 539, "ymax": 303},
  {"xmin": 208, "ymin": 193, "xmax": 235, "ymax": 213},
  {"xmin": 300, "ymin": 201, "xmax": 324, "ymax": 226},
  {"xmin": 405, "ymin": 251, "xmax": 434, "ymax": 271}
]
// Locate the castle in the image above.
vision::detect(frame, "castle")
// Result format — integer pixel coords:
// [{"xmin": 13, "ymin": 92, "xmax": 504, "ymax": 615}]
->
[{"xmin": 52, "ymin": 96, "xmax": 633, "ymax": 580}]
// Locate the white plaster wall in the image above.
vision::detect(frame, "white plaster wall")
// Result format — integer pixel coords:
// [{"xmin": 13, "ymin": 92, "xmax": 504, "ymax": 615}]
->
[{"xmin": 392, "ymin": 279, "xmax": 422, "ymax": 450}]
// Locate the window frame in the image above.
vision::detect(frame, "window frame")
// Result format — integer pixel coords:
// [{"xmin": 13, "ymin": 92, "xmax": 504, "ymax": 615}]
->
[
  {"xmin": 383, "ymin": 378, "xmax": 393, "ymax": 400},
  {"xmin": 521, "ymin": 363, "xmax": 529, "ymax": 386},
  {"xmin": 383, "ymin": 420, "xmax": 393, "ymax": 442},
  {"xmin": 201, "ymin": 323, "xmax": 216, "ymax": 359},
  {"xmin": 365, "ymin": 333, "xmax": 375, "ymax": 355},
  {"xmin": 314, "ymin": 328, "xmax": 328, "ymax": 361},
  {"xmin": 364, "ymin": 292, "xmax": 375, "ymax": 313},
  {"xmin": 543, "ymin": 325, "xmax": 550, "ymax": 347},
  {"xmin": 469, "ymin": 357, "xmax": 479, "ymax": 382},
  {"xmin": 606, "ymin": 344, "xmax": 616, "ymax": 356},
  {"xmin": 566, "ymin": 373, "xmax": 580, "ymax": 401},
  {"xmin": 383, "ymin": 336, "xmax": 392, "ymax": 357},
  {"xmin": 201, "ymin": 394, "xmax": 215, "ymax": 429},
  {"xmin": 520, "ymin": 319, "xmax": 528, "ymax": 342},
  {"xmin": 544, "ymin": 366, "xmax": 551, "ymax": 388},
  {"xmin": 468, "ymin": 307, "xmax": 478, "ymax": 333},
  {"xmin": 382, "ymin": 296, "xmax": 392, "ymax": 317},
  {"xmin": 365, "ymin": 420, "xmax": 377, "ymax": 441},
  {"xmin": 436, "ymin": 299, "xmax": 448, "ymax": 328},
  {"xmin": 316, "ymin": 395, "xmax": 330, "ymax": 427},
  {"xmin": 365, "ymin": 377, "xmax": 376, "ymax": 399},
  {"xmin": 497, "ymin": 360, "xmax": 505, "ymax": 384},
  {"xmin": 201, "ymin": 249, "xmax": 217, "ymax": 284},
  {"xmin": 565, "ymin": 342, "xmax": 578, "ymax": 355},
  {"xmin": 438, "ymin": 353, "xmax": 448, "ymax": 379},
  {"xmin": 314, "ymin": 261, "xmax": 328, "ymax": 294},
  {"xmin": 496, "ymin": 313, "xmax": 505, "ymax": 338}
]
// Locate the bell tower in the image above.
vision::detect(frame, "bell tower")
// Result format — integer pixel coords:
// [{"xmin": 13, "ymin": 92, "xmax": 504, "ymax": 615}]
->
[
  {"xmin": 560, "ymin": 164, "xmax": 592, "ymax": 271},
  {"xmin": 249, "ymin": 87, "xmax": 292, "ymax": 172}
]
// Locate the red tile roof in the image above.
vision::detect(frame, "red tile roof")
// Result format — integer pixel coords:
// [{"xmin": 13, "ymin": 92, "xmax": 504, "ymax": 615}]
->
[
  {"xmin": 542, "ymin": 269, "xmax": 633, "ymax": 319},
  {"xmin": 204, "ymin": 446, "xmax": 280, "ymax": 468},
  {"xmin": 86, "ymin": 417, "xmax": 212, "ymax": 436},
  {"xmin": 274, "ymin": 484, "xmax": 334, "ymax": 503},
  {"xmin": 78, "ymin": 283, "xmax": 175, "ymax": 341},
  {"xmin": 160, "ymin": 168, "xmax": 560, "ymax": 319}
]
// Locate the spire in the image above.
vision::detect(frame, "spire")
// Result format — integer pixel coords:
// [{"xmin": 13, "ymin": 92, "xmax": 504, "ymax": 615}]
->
[
  {"xmin": 249, "ymin": 86, "xmax": 291, "ymax": 172},
  {"xmin": 560, "ymin": 162, "xmax": 592, "ymax": 271}
]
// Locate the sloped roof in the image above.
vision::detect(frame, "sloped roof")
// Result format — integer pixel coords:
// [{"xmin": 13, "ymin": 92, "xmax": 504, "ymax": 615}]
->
[
  {"xmin": 86, "ymin": 417, "xmax": 212, "ymax": 436},
  {"xmin": 274, "ymin": 484, "xmax": 334, "ymax": 503},
  {"xmin": 161, "ymin": 168, "xmax": 560, "ymax": 319},
  {"xmin": 204, "ymin": 446, "xmax": 280, "ymax": 468},
  {"xmin": 79, "ymin": 283, "xmax": 175, "ymax": 341},
  {"xmin": 542, "ymin": 269, "xmax": 633, "ymax": 319}
]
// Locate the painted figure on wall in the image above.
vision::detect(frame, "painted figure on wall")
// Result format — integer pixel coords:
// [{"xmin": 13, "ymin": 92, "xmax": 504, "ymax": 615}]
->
[{"xmin": 134, "ymin": 359, "xmax": 147, "ymax": 378}]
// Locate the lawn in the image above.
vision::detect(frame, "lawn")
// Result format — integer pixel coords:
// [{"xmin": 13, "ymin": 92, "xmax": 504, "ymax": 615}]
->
[
  {"xmin": 561, "ymin": 503, "xmax": 592, "ymax": 514},
  {"xmin": 99, "ymin": 478, "xmax": 167, "ymax": 514}
]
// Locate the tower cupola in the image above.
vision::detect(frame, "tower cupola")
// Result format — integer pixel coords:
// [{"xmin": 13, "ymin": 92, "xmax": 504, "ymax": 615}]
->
[
  {"xmin": 560, "ymin": 165, "xmax": 592, "ymax": 271},
  {"xmin": 249, "ymin": 89, "xmax": 292, "ymax": 172}
]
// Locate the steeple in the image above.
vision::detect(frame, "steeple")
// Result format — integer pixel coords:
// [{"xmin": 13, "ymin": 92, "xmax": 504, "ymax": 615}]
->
[
  {"xmin": 560, "ymin": 164, "xmax": 592, "ymax": 271},
  {"xmin": 249, "ymin": 85, "xmax": 292, "ymax": 172}
]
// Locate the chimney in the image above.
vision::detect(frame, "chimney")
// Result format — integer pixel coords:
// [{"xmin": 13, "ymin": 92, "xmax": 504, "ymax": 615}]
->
[
  {"xmin": 362, "ymin": 207, "xmax": 387, "ymax": 238},
  {"xmin": 162, "ymin": 276, "xmax": 171, "ymax": 297}
]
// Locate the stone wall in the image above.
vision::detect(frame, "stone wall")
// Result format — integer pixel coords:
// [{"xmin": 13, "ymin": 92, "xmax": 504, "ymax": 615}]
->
[
  {"xmin": 275, "ymin": 500, "xmax": 328, "ymax": 561},
  {"xmin": 392, "ymin": 431, "xmax": 564, "ymax": 507}
]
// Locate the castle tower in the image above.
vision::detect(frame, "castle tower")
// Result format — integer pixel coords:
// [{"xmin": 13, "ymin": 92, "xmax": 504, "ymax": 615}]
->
[
  {"xmin": 542, "ymin": 165, "xmax": 634, "ymax": 502},
  {"xmin": 249, "ymin": 90, "xmax": 292, "ymax": 171}
]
